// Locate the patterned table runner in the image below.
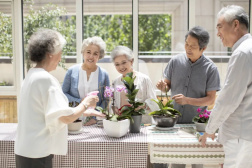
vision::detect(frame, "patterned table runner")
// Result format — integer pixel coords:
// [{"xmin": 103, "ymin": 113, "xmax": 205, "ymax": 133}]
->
[{"xmin": 147, "ymin": 124, "xmax": 225, "ymax": 165}]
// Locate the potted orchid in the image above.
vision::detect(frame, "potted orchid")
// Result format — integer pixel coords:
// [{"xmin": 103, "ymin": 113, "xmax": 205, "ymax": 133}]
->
[
  {"xmin": 96, "ymin": 85, "xmax": 132, "ymax": 138},
  {"xmin": 192, "ymin": 108, "xmax": 211, "ymax": 132}
]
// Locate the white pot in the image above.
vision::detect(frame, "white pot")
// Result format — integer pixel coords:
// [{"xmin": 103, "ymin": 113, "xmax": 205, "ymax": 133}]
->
[
  {"xmin": 103, "ymin": 119, "xmax": 130, "ymax": 138},
  {"xmin": 195, "ymin": 122, "xmax": 206, "ymax": 132},
  {"xmin": 68, "ymin": 120, "xmax": 82, "ymax": 131}
]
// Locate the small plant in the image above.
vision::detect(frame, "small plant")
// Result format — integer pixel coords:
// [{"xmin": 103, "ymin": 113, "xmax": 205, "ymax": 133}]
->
[
  {"xmin": 149, "ymin": 83, "xmax": 181, "ymax": 117},
  {"xmin": 192, "ymin": 108, "xmax": 211, "ymax": 123},
  {"xmin": 119, "ymin": 72, "xmax": 145, "ymax": 116},
  {"xmin": 148, "ymin": 99, "xmax": 181, "ymax": 117}
]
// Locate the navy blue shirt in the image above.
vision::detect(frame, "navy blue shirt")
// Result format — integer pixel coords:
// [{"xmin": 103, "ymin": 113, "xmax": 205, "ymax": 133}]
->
[{"xmin": 164, "ymin": 53, "xmax": 221, "ymax": 123}]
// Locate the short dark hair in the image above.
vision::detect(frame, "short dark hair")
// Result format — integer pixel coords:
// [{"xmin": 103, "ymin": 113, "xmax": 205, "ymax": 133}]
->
[
  {"xmin": 185, "ymin": 26, "xmax": 210, "ymax": 50},
  {"xmin": 28, "ymin": 29, "xmax": 66, "ymax": 63}
]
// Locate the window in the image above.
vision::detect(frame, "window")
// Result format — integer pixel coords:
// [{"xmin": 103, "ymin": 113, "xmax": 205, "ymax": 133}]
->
[
  {"xmin": 0, "ymin": 1, "xmax": 14, "ymax": 87},
  {"xmin": 83, "ymin": 0, "xmax": 133, "ymax": 82},
  {"xmin": 138, "ymin": 0, "xmax": 188, "ymax": 86},
  {"xmin": 22, "ymin": 0, "xmax": 77, "ymax": 84}
]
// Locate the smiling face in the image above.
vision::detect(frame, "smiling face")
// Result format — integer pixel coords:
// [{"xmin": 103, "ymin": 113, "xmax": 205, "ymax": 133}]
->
[
  {"xmin": 185, "ymin": 35, "xmax": 205, "ymax": 63},
  {"xmin": 113, "ymin": 55, "xmax": 133, "ymax": 77},
  {"xmin": 216, "ymin": 16, "xmax": 237, "ymax": 48},
  {"xmin": 83, "ymin": 44, "xmax": 100, "ymax": 66}
]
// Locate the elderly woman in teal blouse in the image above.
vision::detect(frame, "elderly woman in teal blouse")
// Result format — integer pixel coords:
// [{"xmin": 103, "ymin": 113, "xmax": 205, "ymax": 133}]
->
[{"xmin": 62, "ymin": 36, "xmax": 110, "ymax": 125}]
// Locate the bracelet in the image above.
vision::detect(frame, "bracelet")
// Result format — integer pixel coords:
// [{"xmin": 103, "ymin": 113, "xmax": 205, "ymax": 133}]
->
[{"xmin": 81, "ymin": 102, "xmax": 88, "ymax": 109}]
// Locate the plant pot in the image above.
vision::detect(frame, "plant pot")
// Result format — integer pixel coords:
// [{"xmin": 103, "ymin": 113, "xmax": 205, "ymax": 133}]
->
[
  {"xmin": 130, "ymin": 115, "xmax": 142, "ymax": 133},
  {"xmin": 152, "ymin": 115, "xmax": 178, "ymax": 127},
  {"xmin": 103, "ymin": 119, "xmax": 130, "ymax": 138},
  {"xmin": 68, "ymin": 119, "xmax": 82, "ymax": 131},
  {"xmin": 195, "ymin": 122, "xmax": 207, "ymax": 132}
]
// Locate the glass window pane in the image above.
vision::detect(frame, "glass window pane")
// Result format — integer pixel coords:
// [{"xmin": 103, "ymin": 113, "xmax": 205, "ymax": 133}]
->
[
  {"xmin": 22, "ymin": 0, "xmax": 76, "ymax": 84},
  {"xmin": 83, "ymin": 0, "xmax": 133, "ymax": 81},
  {"xmin": 0, "ymin": 2, "xmax": 14, "ymax": 86},
  {"xmin": 138, "ymin": 0, "xmax": 188, "ymax": 87},
  {"xmin": 194, "ymin": 0, "xmax": 250, "ymax": 87}
]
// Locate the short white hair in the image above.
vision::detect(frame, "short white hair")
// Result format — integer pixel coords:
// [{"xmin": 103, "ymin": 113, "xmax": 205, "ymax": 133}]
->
[
  {"xmin": 81, "ymin": 36, "xmax": 106, "ymax": 59},
  {"xmin": 110, "ymin": 46, "xmax": 133, "ymax": 62},
  {"xmin": 217, "ymin": 5, "xmax": 249, "ymax": 29}
]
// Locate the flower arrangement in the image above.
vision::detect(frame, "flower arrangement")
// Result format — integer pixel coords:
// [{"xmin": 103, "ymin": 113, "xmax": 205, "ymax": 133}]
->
[
  {"xmin": 96, "ymin": 85, "xmax": 132, "ymax": 121},
  {"xmin": 192, "ymin": 108, "xmax": 211, "ymax": 123}
]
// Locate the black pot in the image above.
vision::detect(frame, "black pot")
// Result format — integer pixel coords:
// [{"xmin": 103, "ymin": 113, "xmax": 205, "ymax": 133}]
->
[
  {"xmin": 129, "ymin": 115, "xmax": 142, "ymax": 133},
  {"xmin": 152, "ymin": 115, "xmax": 178, "ymax": 127}
]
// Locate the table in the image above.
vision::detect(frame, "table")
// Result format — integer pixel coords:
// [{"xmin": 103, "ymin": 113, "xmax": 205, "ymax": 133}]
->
[
  {"xmin": 148, "ymin": 124, "xmax": 224, "ymax": 167},
  {"xmin": 0, "ymin": 123, "xmax": 148, "ymax": 168},
  {"xmin": 0, "ymin": 123, "xmax": 224, "ymax": 168}
]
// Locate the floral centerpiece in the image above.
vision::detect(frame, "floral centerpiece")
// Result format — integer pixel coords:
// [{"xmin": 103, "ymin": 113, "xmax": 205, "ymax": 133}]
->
[
  {"xmin": 192, "ymin": 108, "xmax": 211, "ymax": 132},
  {"xmin": 96, "ymin": 85, "xmax": 132, "ymax": 121},
  {"xmin": 95, "ymin": 85, "xmax": 132, "ymax": 138}
]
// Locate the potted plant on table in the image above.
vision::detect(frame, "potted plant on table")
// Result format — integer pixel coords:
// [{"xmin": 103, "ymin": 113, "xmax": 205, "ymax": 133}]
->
[
  {"xmin": 192, "ymin": 108, "xmax": 211, "ymax": 132},
  {"xmin": 96, "ymin": 85, "xmax": 132, "ymax": 138},
  {"xmin": 149, "ymin": 90, "xmax": 181, "ymax": 128},
  {"xmin": 119, "ymin": 72, "xmax": 146, "ymax": 133}
]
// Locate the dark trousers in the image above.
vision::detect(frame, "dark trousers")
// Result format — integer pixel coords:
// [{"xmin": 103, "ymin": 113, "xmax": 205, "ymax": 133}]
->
[{"xmin": 15, "ymin": 154, "xmax": 54, "ymax": 168}]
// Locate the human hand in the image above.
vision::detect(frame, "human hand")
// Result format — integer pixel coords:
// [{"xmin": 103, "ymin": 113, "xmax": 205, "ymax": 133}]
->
[
  {"xmin": 198, "ymin": 132, "xmax": 215, "ymax": 147},
  {"xmin": 156, "ymin": 80, "xmax": 167, "ymax": 92},
  {"xmin": 82, "ymin": 95, "xmax": 99, "ymax": 109},
  {"xmin": 83, "ymin": 109, "xmax": 106, "ymax": 117},
  {"xmin": 172, "ymin": 94, "xmax": 187, "ymax": 105}
]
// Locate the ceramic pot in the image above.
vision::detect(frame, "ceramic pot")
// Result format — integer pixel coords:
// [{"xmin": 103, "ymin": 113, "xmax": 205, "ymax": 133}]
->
[
  {"xmin": 152, "ymin": 115, "xmax": 178, "ymax": 127},
  {"xmin": 130, "ymin": 115, "xmax": 142, "ymax": 133},
  {"xmin": 195, "ymin": 122, "xmax": 206, "ymax": 132},
  {"xmin": 103, "ymin": 119, "xmax": 130, "ymax": 138},
  {"xmin": 68, "ymin": 119, "xmax": 82, "ymax": 131}
]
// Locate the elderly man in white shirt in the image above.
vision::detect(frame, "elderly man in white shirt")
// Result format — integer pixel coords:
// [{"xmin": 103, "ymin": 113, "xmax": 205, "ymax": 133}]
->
[{"xmin": 199, "ymin": 5, "xmax": 252, "ymax": 168}]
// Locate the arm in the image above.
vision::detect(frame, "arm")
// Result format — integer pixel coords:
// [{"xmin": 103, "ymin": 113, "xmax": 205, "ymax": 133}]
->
[
  {"xmin": 62, "ymin": 69, "xmax": 81, "ymax": 103},
  {"xmin": 172, "ymin": 90, "xmax": 216, "ymax": 106},
  {"xmin": 59, "ymin": 95, "xmax": 104, "ymax": 124},
  {"xmin": 200, "ymin": 52, "xmax": 251, "ymax": 146}
]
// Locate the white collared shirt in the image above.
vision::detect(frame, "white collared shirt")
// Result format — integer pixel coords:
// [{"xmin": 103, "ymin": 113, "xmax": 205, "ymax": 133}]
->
[{"xmin": 206, "ymin": 34, "xmax": 252, "ymax": 144}]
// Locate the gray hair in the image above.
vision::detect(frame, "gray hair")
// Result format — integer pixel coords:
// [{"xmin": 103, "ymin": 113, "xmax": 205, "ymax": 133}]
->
[
  {"xmin": 28, "ymin": 28, "xmax": 66, "ymax": 63},
  {"xmin": 110, "ymin": 46, "xmax": 133, "ymax": 62},
  {"xmin": 185, "ymin": 26, "xmax": 209, "ymax": 50},
  {"xmin": 81, "ymin": 36, "xmax": 106, "ymax": 59},
  {"xmin": 217, "ymin": 5, "xmax": 249, "ymax": 29}
]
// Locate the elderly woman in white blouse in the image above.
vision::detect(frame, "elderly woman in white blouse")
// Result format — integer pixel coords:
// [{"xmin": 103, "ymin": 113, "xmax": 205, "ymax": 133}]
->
[
  {"xmin": 111, "ymin": 45, "xmax": 158, "ymax": 124},
  {"xmin": 15, "ymin": 29, "xmax": 104, "ymax": 168},
  {"xmin": 62, "ymin": 36, "xmax": 110, "ymax": 126}
]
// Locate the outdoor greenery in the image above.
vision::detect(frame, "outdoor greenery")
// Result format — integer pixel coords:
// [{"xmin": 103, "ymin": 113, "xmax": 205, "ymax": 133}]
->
[{"xmin": 0, "ymin": 1, "xmax": 172, "ymax": 70}]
